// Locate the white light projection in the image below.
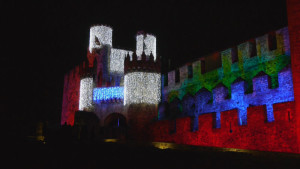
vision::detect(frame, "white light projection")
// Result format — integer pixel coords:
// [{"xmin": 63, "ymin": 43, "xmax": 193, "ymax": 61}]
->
[
  {"xmin": 79, "ymin": 77, "xmax": 94, "ymax": 111},
  {"xmin": 109, "ymin": 49, "xmax": 133, "ymax": 74},
  {"xmin": 124, "ymin": 72, "xmax": 161, "ymax": 105},
  {"xmin": 136, "ymin": 34, "xmax": 156, "ymax": 60},
  {"xmin": 89, "ymin": 25, "xmax": 113, "ymax": 52},
  {"xmin": 144, "ymin": 34, "xmax": 156, "ymax": 60},
  {"xmin": 136, "ymin": 34, "xmax": 144, "ymax": 59}
]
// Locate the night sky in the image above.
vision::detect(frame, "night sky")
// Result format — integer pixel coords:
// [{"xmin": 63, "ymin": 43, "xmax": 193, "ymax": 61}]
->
[{"xmin": 2, "ymin": 0, "xmax": 287, "ymax": 132}]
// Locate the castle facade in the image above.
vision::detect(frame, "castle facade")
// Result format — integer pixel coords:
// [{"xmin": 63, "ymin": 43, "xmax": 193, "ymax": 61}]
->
[{"xmin": 61, "ymin": 0, "xmax": 300, "ymax": 153}]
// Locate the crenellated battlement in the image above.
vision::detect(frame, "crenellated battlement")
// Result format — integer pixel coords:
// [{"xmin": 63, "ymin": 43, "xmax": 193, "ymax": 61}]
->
[
  {"xmin": 154, "ymin": 66, "xmax": 296, "ymax": 153},
  {"xmin": 151, "ymin": 100, "xmax": 297, "ymax": 153},
  {"xmin": 123, "ymin": 50, "xmax": 162, "ymax": 105},
  {"xmin": 160, "ymin": 66, "xmax": 294, "ymax": 127},
  {"xmin": 163, "ymin": 27, "xmax": 290, "ymax": 102},
  {"xmin": 124, "ymin": 51, "xmax": 161, "ymax": 74}
]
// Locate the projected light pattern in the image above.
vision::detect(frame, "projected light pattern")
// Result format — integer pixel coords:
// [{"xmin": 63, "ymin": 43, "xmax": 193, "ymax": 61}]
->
[
  {"xmin": 192, "ymin": 67, "xmax": 295, "ymax": 127},
  {"xmin": 124, "ymin": 72, "xmax": 161, "ymax": 105},
  {"xmin": 136, "ymin": 34, "xmax": 156, "ymax": 60},
  {"xmin": 162, "ymin": 28, "xmax": 293, "ymax": 125},
  {"xmin": 109, "ymin": 49, "xmax": 133, "ymax": 74},
  {"xmin": 136, "ymin": 34, "xmax": 144, "ymax": 59},
  {"xmin": 164, "ymin": 28, "xmax": 291, "ymax": 103},
  {"xmin": 89, "ymin": 25, "xmax": 112, "ymax": 52},
  {"xmin": 144, "ymin": 34, "xmax": 156, "ymax": 60},
  {"xmin": 162, "ymin": 68, "xmax": 294, "ymax": 128},
  {"xmin": 93, "ymin": 87, "xmax": 124, "ymax": 102},
  {"xmin": 79, "ymin": 77, "xmax": 94, "ymax": 111}
]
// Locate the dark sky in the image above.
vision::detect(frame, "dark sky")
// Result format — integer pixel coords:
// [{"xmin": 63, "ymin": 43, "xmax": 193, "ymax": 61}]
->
[{"xmin": 2, "ymin": 0, "xmax": 287, "ymax": 129}]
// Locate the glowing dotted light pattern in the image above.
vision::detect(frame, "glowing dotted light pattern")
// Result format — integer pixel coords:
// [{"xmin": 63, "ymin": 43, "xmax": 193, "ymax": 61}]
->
[
  {"xmin": 144, "ymin": 34, "xmax": 156, "ymax": 60},
  {"xmin": 163, "ymin": 67, "xmax": 294, "ymax": 128},
  {"xmin": 124, "ymin": 72, "xmax": 161, "ymax": 105},
  {"xmin": 89, "ymin": 25, "xmax": 112, "ymax": 52},
  {"xmin": 109, "ymin": 49, "xmax": 133, "ymax": 74},
  {"xmin": 165, "ymin": 28, "xmax": 290, "ymax": 102},
  {"xmin": 93, "ymin": 87, "xmax": 124, "ymax": 102},
  {"xmin": 79, "ymin": 77, "xmax": 94, "ymax": 111},
  {"xmin": 162, "ymin": 28, "xmax": 293, "ymax": 126},
  {"xmin": 136, "ymin": 34, "xmax": 156, "ymax": 60},
  {"xmin": 136, "ymin": 34, "xmax": 144, "ymax": 59}
]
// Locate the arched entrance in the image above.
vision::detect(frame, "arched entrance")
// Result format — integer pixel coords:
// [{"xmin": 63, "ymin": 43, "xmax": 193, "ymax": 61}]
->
[{"xmin": 104, "ymin": 113, "xmax": 127, "ymax": 139}]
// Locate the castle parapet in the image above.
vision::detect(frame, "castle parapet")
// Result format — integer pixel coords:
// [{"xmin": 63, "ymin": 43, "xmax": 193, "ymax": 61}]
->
[
  {"xmin": 124, "ymin": 51, "xmax": 160, "ymax": 74},
  {"xmin": 160, "ymin": 66, "xmax": 294, "ymax": 127},
  {"xmin": 163, "ymin": 27, "xmax": 291, "ymax": 95},
  {"xmin": 151, "ymin": 100, "xmax": 297, "ymax": 153},
  {"xmin": 124, "ymin": 51, "xmax": 161, "ymax": 105}
]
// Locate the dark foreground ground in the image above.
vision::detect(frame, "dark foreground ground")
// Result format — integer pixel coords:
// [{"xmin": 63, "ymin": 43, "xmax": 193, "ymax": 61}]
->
[{"xmin": 5, "ymin": 138, "xmax": 300, "ymax": 169}]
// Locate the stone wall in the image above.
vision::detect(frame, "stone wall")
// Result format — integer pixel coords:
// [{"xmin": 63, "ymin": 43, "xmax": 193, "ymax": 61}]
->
[
  {"xmin": 150, "ymin": 101, "xmax": 298, "ymax": 153},
  {"xmin": 287, "ymin": 0, "xmax": 300, "ymax": 148},
  {"xmin": 61, "ymin": 66, "xmax": 81, "ymax": 125},
  {"xmin": 127, "ymin": 104, "xmax": 158, "ymax": 141}
]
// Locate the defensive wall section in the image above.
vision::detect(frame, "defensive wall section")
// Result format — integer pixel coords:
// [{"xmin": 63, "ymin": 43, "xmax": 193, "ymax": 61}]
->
[
  {"xmin": 162, "ymin": 27, "xmax": 290, "ymax": 103},
  {"xmin": 154, "ymin": 27, "xmax": 299, "ymax": 153},
  {"xmin": 151, "ymin": 101, "xmax": 297, "ymax": 153}
]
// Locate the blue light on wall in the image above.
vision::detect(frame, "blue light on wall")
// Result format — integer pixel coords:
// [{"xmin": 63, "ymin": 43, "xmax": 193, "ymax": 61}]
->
[
  {"xmin": 93, "ymin": 87, "xmax": 124, "ymax": 102},
  {"xmin": 193, "ymin": 67, "xmax": 295, "ymax": 127}
]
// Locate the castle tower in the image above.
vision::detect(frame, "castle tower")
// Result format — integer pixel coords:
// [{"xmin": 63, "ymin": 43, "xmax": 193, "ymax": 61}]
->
[
  {"xmin": 136, "ymin": 32, "xmax": 157, "ymax": 60},
  {"xmin": 79, "ymin": 77, "xmax": 94, "ymax": 111},
  {"xmin": 124, "ymin": 50, "xmax": 161, "ymax": 140},
  {"xmin": 78, "ymin": 64, "xmax": 94, "ymax": 112},
  {"xmin": 124, "ymin": 52, "xmax": 161, "ymax": 105},
  {"xmin": 89, "ymin": 25, "xmax": 113, "ymax": 53},
  {"xmin": 88, "ymin": 25, "xmax": 114, "ymax": 87}
]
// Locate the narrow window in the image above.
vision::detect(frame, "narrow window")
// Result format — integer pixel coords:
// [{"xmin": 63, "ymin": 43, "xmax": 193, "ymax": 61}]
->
[
  {"xmin": 201, "ymin": 59, "xmax": 205, "ymax": 74},
  {"xmin": 175, "ymin": 69, "xmax": 180, "ymax": 83},
  {"xmin": 212, "ymin": 113, "xmax": 217, "ymax": 128},
  {"xmin": 188, "ymin": 65, "xmax": 193, "ymax": 78},
  {"xmin": 164, "ymin": 73, "xmax": 168, "ymax": 86},
  {"xmin": 232, "ymin": 47, "xmax": 238, "ymax": 63},
  {"xmin": 268, "ymin": 32, "xmax": 277, "ymax": 51},
  {"xmin": 287, "ymin": 110, "xmax": 292, "ymax": 122},
  {"xmin": 250, "ymin": 39, "xmax": 257, "ymax": 58},
  {"xmin": 267, "ymin": 75, "xmax": 272, "ymax": 89}
]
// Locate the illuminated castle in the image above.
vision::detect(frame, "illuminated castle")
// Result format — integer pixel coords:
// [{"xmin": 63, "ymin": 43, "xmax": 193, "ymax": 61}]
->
[
  {"xmin": 61, "ymin": 25, "xmax": 161, "ymax": 139},
  {"xmin": 62, "ymin": 0, "xmax": 300, "ymax": 153}
]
